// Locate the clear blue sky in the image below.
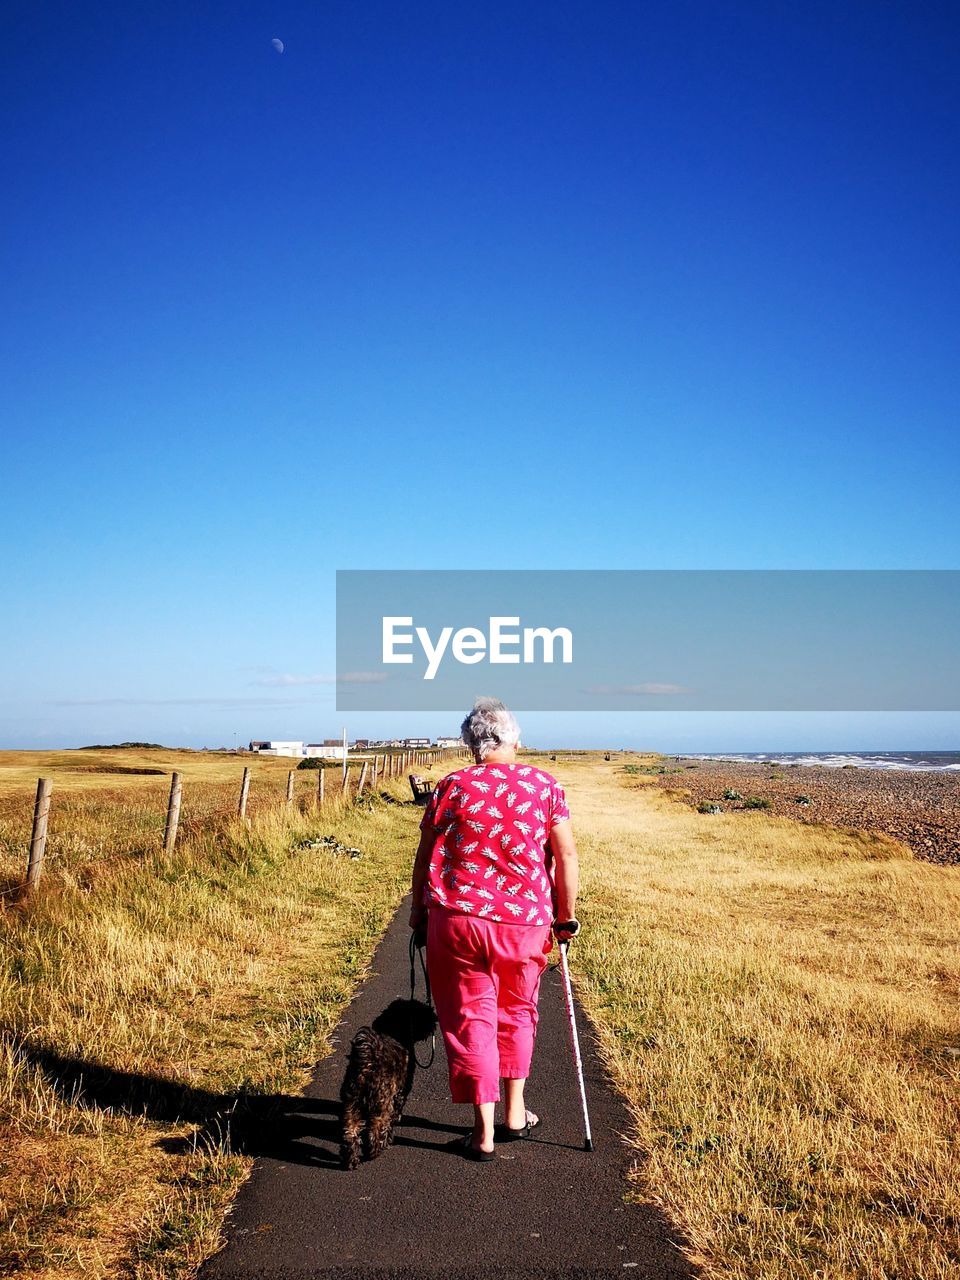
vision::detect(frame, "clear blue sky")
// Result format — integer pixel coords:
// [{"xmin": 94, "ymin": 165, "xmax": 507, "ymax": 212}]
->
[{"xmin": 2, "ymin": 0, "xmax": 958, "ymax": 749}]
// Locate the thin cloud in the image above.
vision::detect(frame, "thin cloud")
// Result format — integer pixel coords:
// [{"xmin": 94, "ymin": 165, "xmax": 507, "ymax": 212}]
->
[
  {"xmin": 252, "ymin": 672, "xmax": 387, "ymax": 687},
  {"xmin": 584, "ymin": 682, "xmax": 692, "ymax": 696}
]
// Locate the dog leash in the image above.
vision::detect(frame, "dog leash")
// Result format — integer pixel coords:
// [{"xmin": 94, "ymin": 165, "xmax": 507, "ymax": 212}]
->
[{"xmin": 409, "ymin": 928, "xmax": 436, "ymax": 1069}]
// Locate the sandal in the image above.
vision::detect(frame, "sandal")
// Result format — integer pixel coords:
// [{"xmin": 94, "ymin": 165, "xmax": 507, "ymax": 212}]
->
[
  {"xmin": 449, "ymin": 1132, "xmax": 496, "ymax": 1162},
  {"xmin": 497, "ymin": 1111, "xmax": 541, "ymax": 1141}
]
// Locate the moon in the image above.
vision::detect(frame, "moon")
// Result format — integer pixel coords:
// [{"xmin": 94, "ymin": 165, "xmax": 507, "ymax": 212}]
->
[{"xmin": 271, "ymin": 37, "xmax": 284, "ymax": 53}]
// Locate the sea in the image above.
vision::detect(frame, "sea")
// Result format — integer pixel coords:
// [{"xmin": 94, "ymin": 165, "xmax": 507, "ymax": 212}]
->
[{"xmin": 687, "ymin": 751, "xmax": 960, "ymax": 773}]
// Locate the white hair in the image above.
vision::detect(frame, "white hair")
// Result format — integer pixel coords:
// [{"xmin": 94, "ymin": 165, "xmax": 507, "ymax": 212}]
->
[{"xmin": 460, "ymin": 697, "xmax": 521, "ymax": 760}]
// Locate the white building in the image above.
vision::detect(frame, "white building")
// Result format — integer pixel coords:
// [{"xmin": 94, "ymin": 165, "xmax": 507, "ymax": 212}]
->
[
  {"xmin": 306, "ymin": 741, "xmax": 347, "ymax": 760},
  {"xmin": 435, "ymin": 736, "xmax": 462, "ymax": 748},
  {"xmin": 248, "ymin": 739, "xmax": 346, "ymax": 760}
]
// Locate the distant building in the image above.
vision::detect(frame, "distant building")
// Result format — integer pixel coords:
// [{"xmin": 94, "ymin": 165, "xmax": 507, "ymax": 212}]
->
[
  {"xmin": 249, "ymin": 739, "xmax": 346, "ymax": 760},
  {"xmin": 305, "ymin": 740, "xmax": 347, "ymax": 760},
  {"xmin": 249, "ymin": 740, "xmax": 305, "ymax": 757},
  {"xmin": 248, "ymin": 736, "xmax": 447, "ymax": 757}
]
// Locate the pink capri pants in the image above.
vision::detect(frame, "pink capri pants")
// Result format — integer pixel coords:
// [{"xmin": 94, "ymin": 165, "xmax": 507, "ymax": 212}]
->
[{"xmin": 427, "ymin": 907, "xmax": 552, "ymax": 1105}]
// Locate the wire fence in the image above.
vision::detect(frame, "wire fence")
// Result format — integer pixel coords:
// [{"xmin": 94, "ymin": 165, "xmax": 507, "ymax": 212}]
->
[{"xmin": 0, "ymin": 748, "xmax": 468, "ymax": 904}]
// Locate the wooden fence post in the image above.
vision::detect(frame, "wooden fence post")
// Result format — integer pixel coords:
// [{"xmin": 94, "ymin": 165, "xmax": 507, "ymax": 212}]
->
[
  {"xmin": 317, "ymin": 766, "xmax": 325, "ymax": 807},
  {"xmin": 238, "ymin": 767, "xmax": 251, "ymax": 819},
  {"xmin": 23, "ymin": 777, "xmax": 52, "ymax": 896},
  {"xmin": 342, "ymin": 764, "xmax": 350, "ymax": 798},
  {"xmin": 286, "ymin": 770, "xmax": 295, "ymax": 808},
  {"xmin": 358, "ymin": 761, "xmax": 369, "ymax": 794},
  {"xmin": 163, "ymin": 772, "xmax": 182, "ymax": 854}
]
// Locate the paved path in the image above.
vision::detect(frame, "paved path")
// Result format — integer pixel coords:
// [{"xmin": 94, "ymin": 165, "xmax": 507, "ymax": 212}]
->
[{"xmin": 203, "ymin": 903, "xmax": 696, "ymax": 1280}]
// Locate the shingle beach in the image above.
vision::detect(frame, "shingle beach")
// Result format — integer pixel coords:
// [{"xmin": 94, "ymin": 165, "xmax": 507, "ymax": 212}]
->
[{"xmin": 655, "ymin": 759, "xmax": 960, "ymax": 866}]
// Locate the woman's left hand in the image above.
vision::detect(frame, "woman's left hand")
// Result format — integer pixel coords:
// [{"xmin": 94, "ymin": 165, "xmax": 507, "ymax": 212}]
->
[{"xmin": 409, "ymin": 904, "xmax": 427, "ymax": 930}]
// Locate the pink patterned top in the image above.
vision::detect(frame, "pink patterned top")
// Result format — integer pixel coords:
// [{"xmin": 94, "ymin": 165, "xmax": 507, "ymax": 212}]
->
[{"xmin": 419, "ymin": 763, "xmax": 571, "ymax": 926}]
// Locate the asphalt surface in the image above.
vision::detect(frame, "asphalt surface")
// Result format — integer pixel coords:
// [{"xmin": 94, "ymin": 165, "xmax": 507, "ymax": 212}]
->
[{"xmin": 202, "ymin": 902, "xmax": 696, "ymax": 1280}]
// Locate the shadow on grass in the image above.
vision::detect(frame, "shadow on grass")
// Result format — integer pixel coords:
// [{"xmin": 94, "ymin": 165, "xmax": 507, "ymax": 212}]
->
[{"xmin": 12, "ymin": 1040, "xmax": 460, "ymax": 1172}]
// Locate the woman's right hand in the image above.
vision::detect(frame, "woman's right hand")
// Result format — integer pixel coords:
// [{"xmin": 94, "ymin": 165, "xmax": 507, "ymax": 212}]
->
[{"xmin": 553, "ymin": 918, "xmax": 581, "ymax": 942}]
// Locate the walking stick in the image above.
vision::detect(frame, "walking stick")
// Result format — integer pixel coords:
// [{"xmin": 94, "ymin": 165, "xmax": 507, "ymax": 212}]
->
[{"xmin": 557, "ymin": 931, "xmax": 594, "ymax": 1151}]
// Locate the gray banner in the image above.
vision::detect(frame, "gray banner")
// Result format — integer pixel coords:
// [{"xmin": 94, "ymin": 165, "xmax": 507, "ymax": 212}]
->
[{"xmin": 335, "ymin": 570, "xmax": 960, "ymax": 712}]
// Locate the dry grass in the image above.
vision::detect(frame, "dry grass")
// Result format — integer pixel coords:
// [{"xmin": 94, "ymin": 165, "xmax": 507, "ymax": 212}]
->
[
  {"xmin": 545, "ymin": 755, "xmax": 960, "ymax": 1280},
  {"xmin": 0, "ymin": 748, "xmax": 269, "ymax": 795},
  {"xmin": 5, "ymin": 747, "xmax": 959, "ymax": 1280},
  {"xmin": 0, "ymin": 749, "xmax": 337, "ymax": 898},
  {"xmin": 0, "ymin": 749, "xmax": 430, "ymax": 1279}
]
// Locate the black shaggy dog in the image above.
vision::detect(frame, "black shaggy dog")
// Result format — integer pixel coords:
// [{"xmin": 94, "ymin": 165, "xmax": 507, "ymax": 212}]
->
[{"xmin": 338, "ymin": 998, "xmax": 437, "ymax": 1170}]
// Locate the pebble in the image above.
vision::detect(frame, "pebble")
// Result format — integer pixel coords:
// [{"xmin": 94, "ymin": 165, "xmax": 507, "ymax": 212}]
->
[
  {"xmin": 297, "ymin": 835, "xmax": 363, "ymax": 859},
  {"xmin": 657, "ymin": 760, "xmax": 960, "ymax": 866}
]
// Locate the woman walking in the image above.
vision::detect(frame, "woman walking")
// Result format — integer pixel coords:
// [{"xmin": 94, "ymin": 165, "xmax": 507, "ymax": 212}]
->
[{"xmin": 409, "ymin": 697, "xmax": 580, "ymax": 1160}]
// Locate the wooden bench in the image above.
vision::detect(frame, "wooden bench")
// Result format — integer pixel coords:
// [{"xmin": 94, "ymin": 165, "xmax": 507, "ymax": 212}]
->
[{"xmin": 408, "ymin": 774, "xmax": 434, "ymax": 806}]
